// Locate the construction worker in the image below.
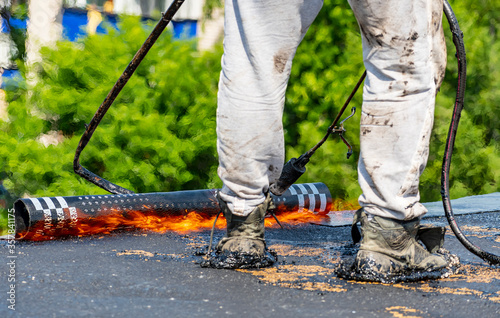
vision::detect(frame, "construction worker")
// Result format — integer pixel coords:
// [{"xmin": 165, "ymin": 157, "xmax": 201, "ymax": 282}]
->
[{"xmin": 205, "ymin": 0, "xmax": 449, "ymax": 280}]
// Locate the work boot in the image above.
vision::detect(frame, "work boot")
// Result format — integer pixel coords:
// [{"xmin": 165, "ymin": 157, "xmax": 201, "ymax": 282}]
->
[
  {"xmin": 346, "ymin": 209, "xmax": 449, "ymax": 282},
  {"xmin": 201, "ymin": 193, "xmax": 277, "ymax": 269}
]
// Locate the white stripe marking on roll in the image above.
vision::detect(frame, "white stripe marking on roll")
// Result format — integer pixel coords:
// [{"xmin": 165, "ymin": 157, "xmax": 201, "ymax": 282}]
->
[
  {"xmin": 42, "ymin": 197, "xmax": 56, "ymax": 209},
  {"xmin": 43, "ymin": 209, "xmax": 52, "ymax": 225},
  {"xmin": 55, "ymin": 196, "xmax": 69, "ymax": 208},
  {"xmin": 43, "ymin": 209, "xmax": 52, "ymax": 229},
  {"xmin": 308, "ymin": 194, "xmax": 316, "ymax": 212},
  {"xmin": 308, "ymin": 183, "xmax": 319, "ymax": 194},
  {"xmin": 319, "ymin": 194, "xmax": 327, "ymax": 212},
  {"xmin": 29, "ymin": 198, "xmax": 44, "ymax": 211},
  {"xmin": 297, "ymin": 184, "xmax": 307, "ymax": 194},
  {"xmin": 69, "ymin": 207, "xmax": 78, "ymax": 222},
  {"xmin": 289, "ymin": 186, "xmax": 297, "ymax": 195},
  {"xmin": 297, "ymin": 194, "xmax": 304, "ymax": 213},
  {"xmin": 56, "ymin": 208, "xmax": 64, "ymax": 221}
]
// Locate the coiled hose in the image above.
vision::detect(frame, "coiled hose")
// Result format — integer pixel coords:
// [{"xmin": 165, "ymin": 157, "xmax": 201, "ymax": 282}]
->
[{"xmin": 442, "ymin": 0, "xmax": 500, "ymax": 265}]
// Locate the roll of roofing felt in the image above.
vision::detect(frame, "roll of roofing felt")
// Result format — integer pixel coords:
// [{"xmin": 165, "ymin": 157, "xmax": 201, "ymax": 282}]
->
[{"xmin": 13, "ymin": 183, "xmax": 332, "ymax": 240}]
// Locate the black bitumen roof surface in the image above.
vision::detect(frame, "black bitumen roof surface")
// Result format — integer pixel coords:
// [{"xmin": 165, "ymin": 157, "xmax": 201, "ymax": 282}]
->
[{"xmin": 1, "ymin": 196, "xmax": 499, "ymax": 317}]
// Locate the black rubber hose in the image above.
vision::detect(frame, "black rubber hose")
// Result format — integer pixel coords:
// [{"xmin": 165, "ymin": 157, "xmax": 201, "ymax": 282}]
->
[
  {"xmin": 73, "ymin": 0, "xmax": 185, "ymax": 194},
  {"xmin": 442, "ymin": 0, "xmax": 500, "ymax": 265}
]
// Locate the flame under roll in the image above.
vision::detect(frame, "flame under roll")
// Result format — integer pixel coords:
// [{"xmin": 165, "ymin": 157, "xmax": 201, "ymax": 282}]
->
[{"xmin": 14, "ymin": 183, "xmax": 332, "ymax": 239}]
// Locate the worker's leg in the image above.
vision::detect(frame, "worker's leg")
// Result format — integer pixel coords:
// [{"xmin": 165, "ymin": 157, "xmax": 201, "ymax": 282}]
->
[
  {"xmin": 347, "ymin": 0, "xmax": 449, "ymax": 278},
  {"xmin": 217, "ymin": 0, "xmax": 323, "ymax": 216},
  {"xmin": 350, "ymin": 0, "xmax": 446, "ymax": 220},
  {"xmin": 208, "ymin": 0, "xmax": 323, "ymax": 268}
]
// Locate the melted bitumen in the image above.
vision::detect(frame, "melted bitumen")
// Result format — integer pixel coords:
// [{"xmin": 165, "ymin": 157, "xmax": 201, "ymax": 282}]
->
[
  {"xmin": 335, "ymin": 247, "xmax": 461, "ymax": 284},
  {"xmin": 193, "ymin": 232, "xmax": 463, "ymax": 285},
  {"xmin": 200, "ymin": 248, "xmax": 278, "ymax": 269}
]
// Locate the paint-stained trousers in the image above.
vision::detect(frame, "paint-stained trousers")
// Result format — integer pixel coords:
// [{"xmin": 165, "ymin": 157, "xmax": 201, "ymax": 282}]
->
[{"xmin": 217, "ymin": 0, "xmax": 446, "ymax": 220}]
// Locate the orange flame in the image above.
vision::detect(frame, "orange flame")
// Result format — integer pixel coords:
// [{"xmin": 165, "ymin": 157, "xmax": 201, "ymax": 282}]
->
[{"xmin": 19, "ymin": 199, "xmax": 359, "ymax": 241}]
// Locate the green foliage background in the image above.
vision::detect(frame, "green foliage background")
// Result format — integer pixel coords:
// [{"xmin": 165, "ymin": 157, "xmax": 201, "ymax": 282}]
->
[
  {"xmin": 0, "ymin": 0, "xmax": 499, "ymax": 232},
  {"xmin": 284, "ymin": 0, "xmax": 500, "ymax": 202}
]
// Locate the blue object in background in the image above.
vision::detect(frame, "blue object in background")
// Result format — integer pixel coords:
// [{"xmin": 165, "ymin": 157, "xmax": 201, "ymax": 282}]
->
[
  {"xmin": 172, "ymin": 20, "xmax": 197, "ymax": 40},
  {"xmin": 1, "ymin": 69, "xmax": 23, "ymax": 90},
  {"xmin": 62, "ymin": 8, "xmax": 117, "ymax": 41},
  {"xmin": 8, "ymin": 17, "xmax": 26, "ymax": 30},
  {"xmin": 0, "ymin": 15, "xmax": 11, "ymax": 33},
  {"xmin": 9, "ymin": 8, "xmax": 196, "ymax": 42},
  {"xmin": 2, "ymin": 69, "xmax": 20, "ymax": 78}
]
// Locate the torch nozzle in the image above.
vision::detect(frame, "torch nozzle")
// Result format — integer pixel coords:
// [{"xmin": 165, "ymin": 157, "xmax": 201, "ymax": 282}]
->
[{"xmin": 269, "ymin": 153, "xmax": 311, "ymax": 196}]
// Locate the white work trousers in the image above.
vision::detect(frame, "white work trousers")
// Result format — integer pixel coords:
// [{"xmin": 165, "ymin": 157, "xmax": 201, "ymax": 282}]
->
[{"xmin": 217, "ymin": 0, "xmax": 446, "ymax": 220}]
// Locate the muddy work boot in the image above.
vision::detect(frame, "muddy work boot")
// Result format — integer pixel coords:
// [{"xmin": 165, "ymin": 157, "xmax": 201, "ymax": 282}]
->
[
  {"xmin": 341, "ymin": 209, "xmax": 449, "ymax": 283},
  {"xmin": 201, "ymin": 194, "xmax": 277, "ymax": 269}
]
